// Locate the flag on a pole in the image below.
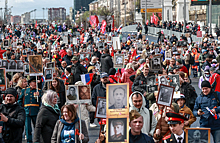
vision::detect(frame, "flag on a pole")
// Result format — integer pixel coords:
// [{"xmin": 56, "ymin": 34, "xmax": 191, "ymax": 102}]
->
[
  {"xmin": 80, "ymin": 73, "xmax": 94, "ymax": 85},
  {"xmin": 117, "ymin": 24, "xmax": 123, "ymax": 32}
]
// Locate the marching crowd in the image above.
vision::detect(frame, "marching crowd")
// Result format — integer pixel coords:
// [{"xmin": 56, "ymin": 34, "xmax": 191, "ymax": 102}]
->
[{"xmin": 0, "ymin": 21, "xmax": 220, "ymax": 143}]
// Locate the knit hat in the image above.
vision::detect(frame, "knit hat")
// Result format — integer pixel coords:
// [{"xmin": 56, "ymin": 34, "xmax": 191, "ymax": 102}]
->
[
  {"xmin": 201, "ymin": 81, "xmax": 211, "ymax": 88},
  {"xmin": 176, "ymin": 59, "xmax": 182, "ymax": 64},
  {"xmin": 66, "ymin": 67, "xmax": 71, "ymax": 73},
  {"xmin": 202, "ymin": 49, "xmax": 207, "ymax": 54},
  {"xmin": 108, "ymin": 68, "xmax": 116, "ymax": 75},
  {"xmin": 129, "ymin": 110, "xmax": 142, "ymax": 122},
  {"xmin": 5, "ymin": 88, "xmax": 18, "ymax": 98}
]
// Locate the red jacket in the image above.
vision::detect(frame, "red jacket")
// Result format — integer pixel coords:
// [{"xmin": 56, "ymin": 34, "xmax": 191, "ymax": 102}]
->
[
  {"xmin": 121, "ymin": 68, "xmax": 136, "ymax": 95},
  {"xmin": 59, "ymin": 49, "xmax": 67, "ymax": 59},
  {"xmin": 109, "ymin": 75, "xmax": 121, "ymax": 84},
  {"xmin": 209, "ymin": 73, "xmax": 220, "ymax": 92}
]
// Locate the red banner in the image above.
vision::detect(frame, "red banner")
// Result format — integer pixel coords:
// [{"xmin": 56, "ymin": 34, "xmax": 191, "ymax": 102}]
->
[
  {"xmin": 89, "ymin": 15, "xmax": 99, "ymax": 28},
  {"xmin": 100, "ymin": 20, "xmax": 107, "ymax": 34},
  {"xmin": 111, "ymin": 15, "xmax": 114, "ymax": 31},
  {"xmin": 197, "ymin": 31, "xmax": 202, "ymax": 37}
]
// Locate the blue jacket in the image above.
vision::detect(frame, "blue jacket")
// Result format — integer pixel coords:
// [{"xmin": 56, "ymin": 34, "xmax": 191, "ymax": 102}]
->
[{"xmin": 193, "ymin": 91, "xmax": 220, "ymax": 130}]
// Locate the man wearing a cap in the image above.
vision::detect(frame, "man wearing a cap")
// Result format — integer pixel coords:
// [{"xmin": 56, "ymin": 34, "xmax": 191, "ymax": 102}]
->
[
  {"xmin": 129, "ymin": 110, "xmax": 154, "ymax": 143},
  {"xmin": 0, "ymin": 88, "xmax": 25, "ymax": 143},
  {"xmin": 129, "ymin": 91, "xmax": 157, "ymax": 136},
  {"xmin": 163, "ymin": 112, "xmax": 188, "ymax": 143},
  {"xmin": 176, "ymin": 94, "xmax": 196, "ymax": 129},
  {"xmin": 18, "ymin": 76, "xmax": 43, "ymax": 143},
  {"xmin": 193, "ymin": 80, "xmax": 220, "ymax": 143},
  {"xmin": 70, "ymin": 56, "xmax": 87, "ymax": 84}
]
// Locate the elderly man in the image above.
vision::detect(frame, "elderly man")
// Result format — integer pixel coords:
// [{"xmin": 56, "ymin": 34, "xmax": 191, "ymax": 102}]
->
[
  {"xmin": 0, "ymin": 88, "xmax": 25, "ymax": 143},
  {"xmin": 193, "ymin": 81, "xmax": 220, "ymax": 143},
  {"xmin": 129, "ymin": 110, "xmax": 155, "ymax": 143},
  {"xmin": 62, "ymin": 49, "xmax": 73, "ymax": 66},
  {"xmin": 129, "ymin": 91, "xmax": 157, "ymax": 136},
  {"xmin": 88, "ymin": 56, "xmax": 100, "ymax": 71}
]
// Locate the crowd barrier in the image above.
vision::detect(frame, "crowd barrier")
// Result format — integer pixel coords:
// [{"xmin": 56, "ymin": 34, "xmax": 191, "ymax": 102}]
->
[{"xmin": 121, "ymin": 25, "xmax": 203, "ymax": 43}]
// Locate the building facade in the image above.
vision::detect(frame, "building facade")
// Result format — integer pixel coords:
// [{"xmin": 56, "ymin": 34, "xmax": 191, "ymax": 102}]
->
[
  {"xmin": 10, "ymin": 15, "xmax": 21, "ymax": 24},
  {"xmin": 21, "ymin": 12, "xmax": 30, "ymax": 24},
  {"xmin": 48, "ymin": 7, "xmax": 66, "ymax": 22}
]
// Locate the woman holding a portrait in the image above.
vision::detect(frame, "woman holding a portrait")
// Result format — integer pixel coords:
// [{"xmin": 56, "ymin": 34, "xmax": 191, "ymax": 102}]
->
[{"xmin": 51, "ymin": 104, "xmax": 89, "ymax": 143}]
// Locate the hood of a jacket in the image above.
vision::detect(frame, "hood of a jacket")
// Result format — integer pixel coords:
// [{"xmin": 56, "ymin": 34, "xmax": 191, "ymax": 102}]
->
[
  {"xmin": 109, "ymin": 68, "xmax": 116, "ymax": 75},
  {"xmin": 126, "ymin": 68, "xmax": 134, "ymax": 74},
  {"xmin": 129, "ymin": 91, "xmax": 147, "ymax": 113},
  {"xmin": 101, "ymin": 53, "xmax": 110, "ymax": 58},
  {"xmin": 59, "ymin": 114, "xmax": 79, "ymax": 126}
]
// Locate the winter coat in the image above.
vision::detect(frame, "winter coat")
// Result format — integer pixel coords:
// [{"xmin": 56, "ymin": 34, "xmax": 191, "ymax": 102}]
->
[
  {"xmin": 100, "ymin": 54, "xmax": 113, "ymax": 73},
  {"xmin": 129, "ymin": 130, "xmax": 154, "ymax": 143},
  {"xmin": 129, "ymin": 92, "xmax": 157, "ymax": 136},
  {"xmin": 62, "ymin": 55, "xmax": 73, "ymax": 66},
  {"xmin": 193, "ymin": 91, "xmax": 220, "ymax": 130},
  {"xmin": 180, "ymin": 82, "xmax": 197, "ymax": 111},
  {"xmin": 92, "ymin": 82, "xmax": 109, "ymax": 106},
  {"xmin": 153, "ymin": 117, "xmax": 170, "ymax": 142},
  {"xmin": 51, "ymin": 119, "xmax": 89, "ymax": 143},
  {"xmin": 179, "ymin": 105, "xmax": 196, "ymax": 129},
  {"xmin": 33, "ymin": 104, "xmax": 60, "ymax": 143},
  {"xmin": 209, "ymin": 73, "xmax": 220, "ymax": 92},
  {"xmin": 92, "ymin": 51, "xmax": 101, "ymax": 60},
  {"xmin": 0, "ymin": 103, "xmax": 25, "ymax": 143},
  {"xmin": 121, "ymin": 68, "xmax": 136, "ymax": 95},
  {"xmin": 202, "ymin": 61, "xmax": 211, "ymax": 71},
  {"xmin": 71, "ymin": 62, "xmax": 87, "ymax": 84}
]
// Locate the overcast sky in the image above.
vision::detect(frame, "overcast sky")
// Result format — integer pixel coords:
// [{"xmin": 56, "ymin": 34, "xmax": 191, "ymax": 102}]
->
[{"xmin": 0, "ymin": 0, "xmax": 74, "ymax": 19}]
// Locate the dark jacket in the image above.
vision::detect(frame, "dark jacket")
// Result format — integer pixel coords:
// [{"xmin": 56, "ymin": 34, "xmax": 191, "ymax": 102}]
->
[
  {"xmin": 202, "ymin": 61, "xmax": 211, "ymax": 71},
  {"xmin": 92, "ymin": 51, "xmax": 101, "ymax": 60},
  {"xmin": 193, "ymin": 91, "xmax": 220, "ymax": 130},
  {"xmin": 0, "ymin": 103, "xmax": 25, "ymax": 143},
  {"xmin": 71, "ymin": 62, "xmax": 87, "ymax": 84},
  {"xmin": 92, "ymin": 82, "xmax": 109, "ymax": 106},
  {"xmin": 51, "ymin": 119, "xmax": 89, "ymax": 143},
  {"xmin": 180, "ymin": 82, "xmax": 197, "ymax": 111},
  {"xmin": 62, "ymin": 55, "xmax": 73, "ymax": 66},
  {"xmin": 33, "ymin": 104, "xmax": 60, "ymax": 143},
  {"xmin": 162, "ymin": 133, "xmax": 185, "ymax": 143},
  {"xmin": 129, "ymin": 130, "xmax": 154, "ymax": 143},
  {"xmin": 100, "ymin": 54, "xmax": 113, "ymax": 73}
]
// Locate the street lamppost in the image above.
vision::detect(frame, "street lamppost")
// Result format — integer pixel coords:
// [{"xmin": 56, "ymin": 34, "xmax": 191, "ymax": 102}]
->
[
  {"xmin": 34, "ymin": 9, "xmax": 36, "ymax": 22},
  {"xmin": 42, "ymin": 8, "xmax": 45, "ymax": 22},
  {"xmin": 123, "ymin": 2, "xmax": 128, "ymax": 26}
]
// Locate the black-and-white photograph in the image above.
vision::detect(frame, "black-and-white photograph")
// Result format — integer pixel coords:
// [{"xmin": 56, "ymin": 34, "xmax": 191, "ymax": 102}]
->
[
  {"xmin": 95, "ymin": 97, "xmax": 106, "ymax": 119},
  {"xmin": 46, "ymin": 62, "xmax": 55, "ymax": 69},
  {"xmin": 0, "ymin": 68, "xmax": 6, "ymax": 85},
  {"xmin": 2, "ymin": 60, "xmax": 8, "ymax": 70},
  {"xmin": 108, "ymin": 118, "xmax": 127, "ymax": 142},
  {"xmin": 3, "ymin": 39, "xmax": 9, "ymax": 48},
  {"xmin": 8, "ymin": 60, "xmax": 16, "ymax": 71},
  {"xmin": 186, "ymin": 128, "xmax": 210, "ymax": 143},
  {"xmin": 16, "ymin": 60, "xmax": 24, "ymax": 72},
  {"xmin": 151, "ymin": 56, "xmax": 161, "ymax": 70},
  {"xmin": 66, "ymin": 85, "xmax": 78, "ymax": 103},
  {"xmin": 45, "ymin": 68, "xmax": 53, "ymax": 81},
  {"xmin": 172, "ymin": 46, "xmax": 177, "ymax": 53},
  {"xmin": 157, "ymin": 84, "xmax": 174, "ymax": 107},
  {"xmin": 165, "ymin": 50, "xmax": 172, "ymax": 60},
  {"xmin": 158, "ymin": 76, "xmax": 169, "ymax": 86},
  {"xmin": 108, "ymin": 84, "xmax": 128, "ymax": 109},
  {"xmin": 147, "ymin": 85, "xmax": 158, "ymax": 93},
  {"xmin": 113, "ymin": 37, "xmax": 121, "ymax": 50},
  {"xmin": 78, "ymin": 85, "xmax": 91, "ymax": 103},
  {"xmin": 23, "ymin": 63, "xmax": 29, "ymax": 76},
  {"xmin": 147, "ymin": 76, "xmax": 156, "ymax": 85},
  {"xmin": 169, "ymin": 75, "xmax": 180, "ymax": 92},
  {"xmin": 155, "ymin": 48, "xmax": 160, "ymax": 55},
  {"xmin": 114, "ymin": 54, "xmax": 124, "ymax": 69}
]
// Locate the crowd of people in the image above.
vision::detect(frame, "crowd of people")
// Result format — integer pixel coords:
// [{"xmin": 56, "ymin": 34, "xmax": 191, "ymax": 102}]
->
[{"xmin": 0, "ymin": 20, "xmax": 220, "ymax": 143}]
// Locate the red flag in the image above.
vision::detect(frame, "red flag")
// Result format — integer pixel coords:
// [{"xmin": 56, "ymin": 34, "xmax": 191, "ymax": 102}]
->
[
  {"xmin": 35, "ymin": 20, "xmax": 37, "ymax": 28},
  {"xmin": 129, "ymin": 49, "xmax": 137, "ymax": 63},
  {"xmin": 100, "ymin": 20, "xmax": 107, "ymax": 34},
  {"xmin": 111, "ymin": 15, "xmax": 114, "ymax": 31},
  {"xmin": 89, "ymin": 15, "xmax": 99, "ymax": 27},
  {"xmin": 146, "ymin": 20, "xmax": 149, "ymax": 25}
]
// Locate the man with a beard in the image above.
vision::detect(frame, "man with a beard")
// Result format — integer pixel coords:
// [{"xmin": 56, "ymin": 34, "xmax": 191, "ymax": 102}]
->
[{"xmin": 0, "ymin": 88, "xmax": 25, "ymax": 143}]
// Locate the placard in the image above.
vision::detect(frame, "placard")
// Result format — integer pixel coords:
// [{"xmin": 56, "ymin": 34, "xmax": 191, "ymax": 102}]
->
[
  {"xmin": 28, "ymin": 55, "xmax": 43, "ymax": 76},
  {"xmin": 185, "ymin": 128, "xmax": 210, "ymax": 143},
  {"xmin": 95, "ymin": 97, "xmax": 106, "ymax": 119},
  {"xmin": 66, "ymin": 85, "xmax": 78, "ymax": 104},
  {"xmin": 114, "ymin": 54, "xmax": 125, "ymax": 69},
  {"xmin": 45, "ymin": 68, "xmax": 53, "ymax": 81},
  {"xmin": 157, "ymin": 84, "xmax": 174, "ymax": 107},
  {"xmin": 113, "ymin": 37, "xmax": 121, "ymax": 50},
  {"xmin": 3, "ymin": 39, "xmax": 9, "ymax": 49},
  {"xmin": 0, "ymin": 68, "xmax": 6, "ymax": 90},
  {"xmin": 23, "ymin": 63, "xmax": 29, "ymax": 76}
]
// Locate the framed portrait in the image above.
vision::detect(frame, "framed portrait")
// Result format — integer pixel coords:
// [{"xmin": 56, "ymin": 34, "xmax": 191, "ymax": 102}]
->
[
  {"xmin": 3, "ymin": 39, "xmax": 9, "ymax": 48},
  {"xmin": 158, "ymin": 76, "xmax": 169, "ymax": 86},
  {"xmin": 150, "ymin": 56, "xmax": 162, "ymax": 71},
  {"xmin": 114, "ymin": 54, "xmax": 125, "ymax": 69},
  {"xmin": 147, "ymin": 76, "xmax": 156, "ymax": 85},
  {"xmin": 172, "ymin": 46, "xmax": 177, "ymax": 53},
  {"xmin": 95, "ymin": 97, "xmax": 106, "ymax": 119},
  {"xmin": 107, "ymin": 118, "xmax": 128, "ymax": 143},
  {"xmin": 2, "ymin": 60, "xmax": 9, "ymax": 70},
  {"xmin": 66, "ymin": 85, "xmax": 78, "ymax": 103},
  {"xmin": 22, "ymin": 49, "xmax": 27, "ymax": 57},
  {"xmin": 107, "ymin": 83, "xmax": 129, "ymax": 110},
  {"xmin": 155, "ymin": 48, "xmax": 160, "ymax": 55},
  {"xmin": 45, "ymin": 68, "xmax": 53, "ymax": 81},
  {"xmin": 147, "ymin": 85, "xmax": 158, "ymax": 93},
  {"xmin": 46, "ymin": 62, "xmax": 55, "ymax": 69},
  {"xmin": 107, "ymin": 36, "xmax": 112, "ymax": 45},
  {"xmin": 165, "ymin": 50, "xmax": 172, "ymax": 60},
  {"xmin": 0, "ymin": 68, "xmax": 6, "ymax": 90},
  {"xmin": 28, "ymin": 55, "xmax": 43, "ymax": 76},
  {"xmin": 8, "ymin": 60, "xmax": 16, "ymax": 71},
  {"xmin": 113, "ymin": 37, "xmax": 121, "ymax": 50},
  {"xmin": 169, "ymin": 75, "xmax": 180, "ymax": 92},
  {"xmin": 78, "ymin": 85, "xmax": 91, "ymax": 103},
  {"xmin": 185, "ymin": 128, "xmax": 210, "ymax": 143},
  {"xmin": 157, "ymin": 84, "xmax": 175, "ymax": 107},
  {"xmin": 16, "ymin": 60, "xmax": 24, "ymax": 72},
  {"xmin": 23, "ymin": 63, "xmax": 29, "ymax": 76}
]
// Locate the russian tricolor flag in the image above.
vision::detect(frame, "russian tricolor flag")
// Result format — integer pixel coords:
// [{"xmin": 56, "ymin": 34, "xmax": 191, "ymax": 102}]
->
[
  {"xmin": 117, "ymin": 24, "xmax": 123, "ymax": 32},
  {"xmin": 81, "ymin": 73, "xmax": 94, "ymax": 85},
  {"xmin": 136, "ymin": 55, "xmax": 141, "ymax": 60}
]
